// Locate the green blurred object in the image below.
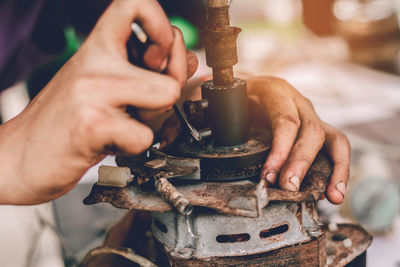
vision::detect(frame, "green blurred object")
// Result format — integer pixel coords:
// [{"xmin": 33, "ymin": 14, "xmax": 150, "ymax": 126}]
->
[
  {"xmin": 28, "ymin": 18, "xmax": 200, "ymax": 99},
  {"xmin": 351, "ymin": 177, "xmax": 400, "ymax": 233},
  {"xmin": 170, "ymin": 16, "xmax": 199, "ymax": 49},
  {"xmin": 60, "ymin": 27, "xmax": 81, "ymax": 62}
]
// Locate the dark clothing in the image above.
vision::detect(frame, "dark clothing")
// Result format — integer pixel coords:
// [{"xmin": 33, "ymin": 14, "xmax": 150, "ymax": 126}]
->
[
  {"xmin": 0, "ymin": 0, "xmax": 205, "ymax": 92},
  {"xmin": 0, "ymin": 0, "xmax": 110, "ymax": 92},
  {"xmin": 0, "ymin": 0, "xmax": 48, "ymax": 91}
]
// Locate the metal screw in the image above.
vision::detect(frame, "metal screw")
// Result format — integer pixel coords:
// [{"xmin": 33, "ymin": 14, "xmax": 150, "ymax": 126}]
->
[
  {"xmin": 198, "ymin": 128, "xmax": 212, "ymax": 139},
  {"xmin": 184, "ymin": 99, "xmax": 209, "ymax": 115}
]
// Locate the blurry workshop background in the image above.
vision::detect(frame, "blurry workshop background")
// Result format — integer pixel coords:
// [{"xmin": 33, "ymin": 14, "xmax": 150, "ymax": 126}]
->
[{"xmin": 0, "ymin": 0, "xmax": 400, "ymax": 266}]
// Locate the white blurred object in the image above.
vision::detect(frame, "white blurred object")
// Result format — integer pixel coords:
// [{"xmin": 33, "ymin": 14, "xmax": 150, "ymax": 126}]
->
[
  {"xmin": 0, "ymin": 204, "xmax": 64, "ymax": 267},
  {"xmin": 333, "ymin": 0, "xmax": 360, "ymax": 21},
  {"xmin": 278, "ymin": 62, "xmax": 400, "ymax": 127},
  {"xmin": 351, "ymin": 177, "xmax": 400, "ymax": 233},
  {"xmin": 367, "ymin": 217, "xmax": 400, "ymax": 266},
  {"xmin": 262, "ymin": 0, "xmax": 302, "ymax": 25},
  {"xmin": 0, "ymin": 84, "xmax": 64, "ymax": 267},
  {"xmin": 396, "ymin": 0, "xmax": 400, "ymax": 26},
  {"xmin": 350, "ymin": 147, "xmax": 399, "ymax": 233},
  {"xmin": 238, "ymin": 33, "xmax": 280, "ymax": 62},
  {"xmin": 0, "ymin": 82, "xmax": 30, "ymax": 122},
  {"xmin": 334, "ymin": 0, "xmax": 395, "ymax": 22}
]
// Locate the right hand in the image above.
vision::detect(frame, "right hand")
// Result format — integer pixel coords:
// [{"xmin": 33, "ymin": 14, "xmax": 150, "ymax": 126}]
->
[{"xmin": 0, "ymin": 0, "xmax": 192, "ymax": 205}]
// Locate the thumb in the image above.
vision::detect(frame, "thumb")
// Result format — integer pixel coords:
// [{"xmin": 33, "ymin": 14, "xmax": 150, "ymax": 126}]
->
[{"xmin": 90, "ymin": 0, "xmax": 174, "ymax": 70}]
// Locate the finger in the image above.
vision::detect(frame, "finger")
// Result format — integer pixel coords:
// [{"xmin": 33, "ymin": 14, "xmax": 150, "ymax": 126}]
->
[
  {"xmin": 137, "ymin": 51, "xmax": 198, "ymax": 123},
  {"xmin": 98, "ymin": 66, "xmax": 180, "ymax": 110},
  {"xmin": 94, "ymin": 0, "xmax": 174, "ymax": 70},
  {"xmin": 323, "ymin": 123, "xmax": 350, "ymax": 204},
  {"xmin": 101, "ymin": 115, "xmax": 154, "ymax": 155},
  {"xmin": 279, "ymin": 100, "xmax": 325, "ymax": 192},
  {"xmin": 137, "ymin": 51, "xmax": 198, "ymax": 122},
  {"xmin": 159, "ymin": 114, "xmax": 181, "ymax": 149},
  {"xmin": 136, "ymin": 50, "xmax": 198, "ymax": 122},
  {"xmin": 259, "ymin": 100, "xmax": 300, "ymax": 186},
  {"xmin": 165, "ymin": 27, "xmax": 188, "ymax": 87}
]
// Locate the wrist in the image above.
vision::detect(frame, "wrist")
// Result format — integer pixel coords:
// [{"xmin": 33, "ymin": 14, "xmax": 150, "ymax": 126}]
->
[{"xmin": 0, "ymin": 119, "xmax": 26, "ymax": 204}]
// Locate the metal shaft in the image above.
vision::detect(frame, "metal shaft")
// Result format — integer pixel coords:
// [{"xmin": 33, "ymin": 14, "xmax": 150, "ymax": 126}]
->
[
  {"xmin": 203, "ymin": 2, "xmax": 240, "ymax": 86},
  {"xmin": 201, "ymin": 1, "xmax": 249, "ymax": 146}
]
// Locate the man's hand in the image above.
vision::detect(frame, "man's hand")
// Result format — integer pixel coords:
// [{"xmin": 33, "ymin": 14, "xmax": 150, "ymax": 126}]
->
[
  {"xmin": 0, "ymin": 0, "xmax": 189, "ymax": 205},
  {"xmin": 248, "ymin": 77, "xmax": 349, "ymax": 205},
  {"xmin": 160, "ymin": 76, "xmax": 350, "ymax": 205}
]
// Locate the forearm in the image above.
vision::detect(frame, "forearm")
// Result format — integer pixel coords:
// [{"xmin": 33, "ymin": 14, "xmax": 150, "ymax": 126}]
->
[{"xmin": 0, "ymin": 119, "xmax": 26, "ymax": 205}]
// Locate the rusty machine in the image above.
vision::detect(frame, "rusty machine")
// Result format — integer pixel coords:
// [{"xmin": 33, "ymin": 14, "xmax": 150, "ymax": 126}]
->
[{"xmin": 83, "ymin": 0, "xmax": 372, "ymax": 266}]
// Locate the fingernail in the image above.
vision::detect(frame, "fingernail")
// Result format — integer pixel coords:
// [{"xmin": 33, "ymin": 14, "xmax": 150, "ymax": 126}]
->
[
  {"xmin": 266, "ymin": 172, "xmax": 277, "ymax": 186},
  {"xmin": 159, "ymin": 58, "xmax": 168, "ymax": 72},
  {"xmin": 288, "ymin": 176, "xmax": 300, "ymax": 191},
  {"xmin": 336, "ymin": 182, "xmax": 346, "ymax": 198}
]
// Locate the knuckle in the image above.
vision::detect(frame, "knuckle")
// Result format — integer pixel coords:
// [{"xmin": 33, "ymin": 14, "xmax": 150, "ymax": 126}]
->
[
  {"xmin": 270, "ymin": 77, "xmax": 289, "ymax": 86},
  {"xmin": 274, "ymin": 114, "xmax": 301, "ymax": 130},
  {"xmin": 302, "ymin": 97, "xmax": 314, "ymax": 107},
  {"xmin": 330, "ymin": 129, "xmax": 351, "ymax": 149},
  {"xmin": 271, "ymin": 77, "xmax": 296, "ymax": 92},
  {"xmin": 312, "ymin": 124, "xmax": 326, "ymax": 143},
  {"xmin": 157, "ymin": 29, "xmax": 174, "ymax": 54},
  {"xmin": 337, "ymin": 132, "xmax": 350, "ymax": 147},
  {"xmin": 289, "ymin": 156, "xmax": 312, "ymax": 169}
]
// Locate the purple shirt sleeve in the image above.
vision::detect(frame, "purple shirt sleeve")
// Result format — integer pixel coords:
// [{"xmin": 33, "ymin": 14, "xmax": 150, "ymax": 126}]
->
[{"xmin": 0, "ymin": 0, "xmax": 55, "ymax": 91}]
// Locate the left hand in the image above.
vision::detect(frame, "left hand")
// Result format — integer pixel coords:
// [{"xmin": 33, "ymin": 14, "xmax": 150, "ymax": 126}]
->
[
  {"xmin": 247, "ymin": 76, "xmax": 349, "ymax": 205},
  {"xmin": 160, "ymin": 76, "xmax": 350, "ymax": 205}
]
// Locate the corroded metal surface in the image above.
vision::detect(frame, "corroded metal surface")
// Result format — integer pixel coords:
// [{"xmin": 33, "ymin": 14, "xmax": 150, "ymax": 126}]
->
[
  {"xmin": 84, "ymin": 177, "xmax": 323, "ymax": 218},
  {"xmin": 84, "ymin": 181, "xmax": 314, "ymax": 218},
  {"xmin": 326, "ymin": 224, "xmax": 372, "ymax": 266},
  {"xmin": 301, "ymin": 153, "xmax": 332, "ymax": 201},
  {"xmin": 116, "ymin": 127, "xmax": 271, "ymax": 182},
  {"xmin": 166, "ymin": 232, "xmax": 326, "ymax": 267},
  {"xmin": 80, "ymin": 247, "xmax": 156, "ymax": 267},
  {"xmin": 85, "ymin": 150, "xmax": 330, "ymax": 217},
  {"xmin": 154, "ymin": 176, "xmax": 193, "ymax": 216},
  {"xmin": 202, "ymin": 4, "xmax": 239, "ymax": 86},
  {"xmin": 163, "ymin": 224, "xmax": 370, "ymax": 267},
  {"xmin": 178, "ymin": 127, "xmax": 270, "ymax": 180},
  {"xmin": 79, "ymin": 213, "xmax": 371, "ymax": 267},
  {"xmin": 152, "ymin": 202, "xmax": 319, "ymax": 260},
  {"xmin": 178, "ymin": 124, "xmax": 269, "ymax": 159}
]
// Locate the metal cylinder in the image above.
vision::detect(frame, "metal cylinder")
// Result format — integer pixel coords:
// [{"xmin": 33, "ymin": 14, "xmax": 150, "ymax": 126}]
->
[{"xmin": 201, "ymin": 78, "xmax": 248, "ymax": 147}]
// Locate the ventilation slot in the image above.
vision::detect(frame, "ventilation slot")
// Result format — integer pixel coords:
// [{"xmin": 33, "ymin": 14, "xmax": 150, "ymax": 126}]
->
[
  {"xmin": 216, "ymin": 233, "xmax": 250, "ymax": 243},
  {"xmin": 259, "ymin": 224, "xmax": 289, "ymax": 239},
  {"xmin": 154, "ymin": 218, "xmax": 168, "ymax": 233}
]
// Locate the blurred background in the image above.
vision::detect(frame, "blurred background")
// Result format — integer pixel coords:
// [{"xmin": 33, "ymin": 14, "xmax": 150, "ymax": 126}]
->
[{"xmin": 0, "ymin": 0, "xmax": 400, "ymax": 266}]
